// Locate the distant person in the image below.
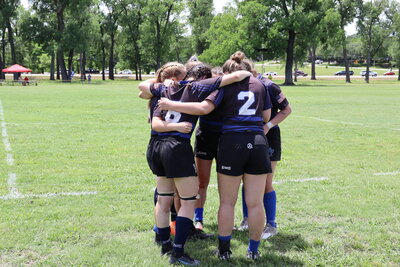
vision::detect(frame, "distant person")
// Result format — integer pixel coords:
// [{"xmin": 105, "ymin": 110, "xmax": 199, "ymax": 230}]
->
[
  {"xmin": 24, "ymin": 77, "xmax": 29, "ymax": 85},
  {"xmin": 87, "ymin": 74, "xmax": 92, "ymax": 83}
]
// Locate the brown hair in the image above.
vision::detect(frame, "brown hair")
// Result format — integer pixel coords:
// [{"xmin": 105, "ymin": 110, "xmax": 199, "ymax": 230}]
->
[
  {"xmin": 222, "ymin": 51, "xmax": 253, "ymax": 74},
  {"xmin": 155, "ymin": 62, "xmax": 186, "ymax": 83},
  {"xmin": 211, "ymin": 67, "xmax": 224, "ymax": 77}
]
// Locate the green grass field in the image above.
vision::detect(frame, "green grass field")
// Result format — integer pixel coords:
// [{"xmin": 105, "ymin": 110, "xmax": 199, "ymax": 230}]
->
[{"xmin": 0, "ymin": 79, "xmax": 399, "ymax": 266}]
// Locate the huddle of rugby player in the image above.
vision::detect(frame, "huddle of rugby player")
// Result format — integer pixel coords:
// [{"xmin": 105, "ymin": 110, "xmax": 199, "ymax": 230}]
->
[{"xmin": 138, "ymin": 51, "xmax": 291, "ymax": 265}]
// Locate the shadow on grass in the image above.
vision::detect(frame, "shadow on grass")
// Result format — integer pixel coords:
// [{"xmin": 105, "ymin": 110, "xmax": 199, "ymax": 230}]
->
[{"xmin": 185, "ymin": 224, "xmax": 308, "ymax": 266}]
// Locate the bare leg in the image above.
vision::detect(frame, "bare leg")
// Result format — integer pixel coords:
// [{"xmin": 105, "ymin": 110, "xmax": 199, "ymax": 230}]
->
[
  {"xmin": 195, "ymin": 158, "xmax": 213, "ymax": 210},
  {"xmin": 244, "ymin": 173, "xmax": 267, "ymax": 241},
  {"xmin": 265, "ymin": 161, "xmax": 278, "ymax": 193},
  {"xmin": 217, "ymin": 173, "xmax": 242, "ymax": 236},
  {"xmin": 155, "ymin": 176, "xmax": 175, "ymax": 228}
]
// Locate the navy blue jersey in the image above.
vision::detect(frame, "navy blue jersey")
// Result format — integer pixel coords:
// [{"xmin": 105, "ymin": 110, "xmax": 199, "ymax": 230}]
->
[
  {"xmin": 214, "ymin": 76, "xmax": 272, "ymax": 133},
  {"xmin": 198, "ymin": 108, "xmax": 224, "ymax": 133},
  {"xmin": 257, "ymin": 74, "xmax": 289, "ymax": 129},
  {"xmin": 148, "ymin": 83, "xmax": 167, "ymax": 136},
  {"xmin": 153, "ymin": 77, "xmax": 222, "ymax": 139}
]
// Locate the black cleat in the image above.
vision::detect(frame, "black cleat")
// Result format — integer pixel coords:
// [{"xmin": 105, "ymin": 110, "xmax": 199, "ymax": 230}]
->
[
  {"xmin": 188, "ymin": 229, "xmax": 213, "ymax": 240},
  {"xmin": 169, "ymin": 253, "xmax": 200, "ymax": 266},
  {"xmin": 213, "ymin": 249, "xmax": 232, "ymax": 260},
  {"xmin": 246, "ymin": 250, "xmax": 260, "ymax": 260},
  {"xmin": 161, "ymin": 241, "xmax": 173, "ymax": 255},
  {"xmin": 155, "ymin": 233, "xmax": 162, "ymax": 246}
]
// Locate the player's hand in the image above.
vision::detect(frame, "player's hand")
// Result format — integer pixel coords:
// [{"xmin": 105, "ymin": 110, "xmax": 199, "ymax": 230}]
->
[
  {"xmin": 175, "ymin": 122, "xmax": 192, "ymax": 133},
  {"xmin": 163, "ymin": 79, "xmax": 174, "ymax": 87},
  {"xmin": 158, "ymin": 97, "xmax": 174, "ymax": 110},
  {"xmin": 263, "ymin": 124, "xmax": 270, "ymax": 135}
]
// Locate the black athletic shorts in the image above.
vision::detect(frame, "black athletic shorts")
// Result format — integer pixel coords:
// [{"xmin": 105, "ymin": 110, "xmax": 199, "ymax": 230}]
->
[
  {"xmin": 266, "ymin": 127, "xmax": 281, "ymax": 161},
  {"xmin": 148, "ymin": 136, "xmax": 197, "ymax": 178},
  {"xmin": 194, "ymin": 128, "xmax": 221, "ymax": 160},
  {"xmin": 146, "ymin": 135, "xmax": 158, "ymax": 174},
  {"xmin": 217, "ymin": 132, "xmax": 272, "ymax": 176}
]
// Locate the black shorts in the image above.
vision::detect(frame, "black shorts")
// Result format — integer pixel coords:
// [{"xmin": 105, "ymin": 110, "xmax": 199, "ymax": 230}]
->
[
  {"xmin": 266, "ymin": 127, "xmax": 281, "ymax": 161},
  {"xmin": 194, "ymin": 128, "xmax": 221, "ymax": 160},
  {"xmin": 148, "ymin": 136, "xmax": 197, "ymax": 178},
  {"xmin": 217, "ymin": 132, "xmax": 272, "ymax": 176},
  {"xmin": 146, "ymin": 135, "xmax": 158, "ymax": 174}
]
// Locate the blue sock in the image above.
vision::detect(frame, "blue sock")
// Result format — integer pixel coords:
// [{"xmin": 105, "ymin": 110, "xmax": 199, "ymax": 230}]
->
[
  {"xmin": 158, "ymin": 226, "xmax": 170, "ymax": 242},
  {"xmin": 194, "ymin": 208, "xmax": 204, "ymax": 222},
  {"xmin": 264, "ymin": 191, "xmax": 277, "ymax": 227},
  {"xmin": 242, "ymin": 185, "xmax": 248, "ymax": 218},
  {"xmin": 153, "ymin": 225, "xmax": 159, "ymax": 234},
  {"xmin": 173, "ymin": 216, "xmax": 193, "ymax": 257},
  {"xmin": 248, "ymin": 239, "xmax": 260, "ymax": 253}
]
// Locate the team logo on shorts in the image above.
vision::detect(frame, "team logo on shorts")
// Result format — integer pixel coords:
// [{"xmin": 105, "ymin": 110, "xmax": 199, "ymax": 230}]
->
[
  {"xmin": 221, "ymin": 165, "xmax": 231, "ymax": 170},
  {"xmin": 247, "ymin": 143, "xmax": 253, "ymax": 149}
]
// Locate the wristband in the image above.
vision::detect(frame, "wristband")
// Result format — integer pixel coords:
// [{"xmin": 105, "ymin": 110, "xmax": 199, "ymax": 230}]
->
[{"xmin": 266, "ymin": 122, "xmax": 274, "ymax": 129}]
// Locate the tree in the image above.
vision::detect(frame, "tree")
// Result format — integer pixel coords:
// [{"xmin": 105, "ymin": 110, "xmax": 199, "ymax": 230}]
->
[
  {"xmin": 187, "ymin": 0, "xmax": 214, "ymax": 55},
  {"xmin": 357, "ymin": 0, "xmax": 389, "ymax": 83}
]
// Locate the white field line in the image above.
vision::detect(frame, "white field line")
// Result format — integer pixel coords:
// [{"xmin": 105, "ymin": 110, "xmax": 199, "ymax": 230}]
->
[
  {"xmin": 373, "ymin": 171, "xmax": 400, "ymax": 176},
  {"xmin": 293, "ymin": 115, "xmax": 400, "ymax": 131},
  {"xmin": 0, "ymin": 191, "xmax": 98, "ymax": 200},
  {"xmin": 0, "ymin": 99, "xmax": 98, "ymax": 201},
  {"xmin": 6, "ymin": 153, "xmax": 14, "ymax": 166},
  {"xmin": 208, "ymin": 177, "xmax": 329, "ymax": 188},
  {"xmin": 7, "ymin": 173, "xmax": 21, "ymax": 197}
]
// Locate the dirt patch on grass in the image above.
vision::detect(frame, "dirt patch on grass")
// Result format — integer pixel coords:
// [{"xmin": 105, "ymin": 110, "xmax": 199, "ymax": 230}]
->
[{"xmin": 0, "ymin": 250, "xmax": 46, "ymax": 266}]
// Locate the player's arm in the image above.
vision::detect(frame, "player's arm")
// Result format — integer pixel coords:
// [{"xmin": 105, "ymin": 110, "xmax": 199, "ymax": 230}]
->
[
  {"xmin": 158, "ymin": 98, "xmax": 216, "ymax": 116},
  {"xmin": 220, "ymin": 70, "xmax": 252, "ymax": 87},
  {"xmin": 262, "ymin": 108, "xmax": 272, "ymax": 135},
  {"xmin": 152, "ymin": 116, "xmax": 193, "ymax": 133},
  {"xmin": 265, "ymin": 104, "xmax": 292, "ymax": 133},
  {"xmin": 138, "ymin": 78, "xmax": 157, "ymax": 99}
]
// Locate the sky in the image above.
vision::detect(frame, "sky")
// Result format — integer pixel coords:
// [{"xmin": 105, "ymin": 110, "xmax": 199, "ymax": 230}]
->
[{"xmin": 21, "ymin": 0, "xmax": 357, "ymax": 35}]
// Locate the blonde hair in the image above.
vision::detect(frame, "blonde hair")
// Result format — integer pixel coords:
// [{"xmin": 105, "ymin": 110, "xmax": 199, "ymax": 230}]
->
[
  {"xmin": 155, "ymin": 62, "xmax": 186, "ymax": 83},
  {"xmin": 222, "ymin": 51, "xmax": 253, "ymax": 74}
]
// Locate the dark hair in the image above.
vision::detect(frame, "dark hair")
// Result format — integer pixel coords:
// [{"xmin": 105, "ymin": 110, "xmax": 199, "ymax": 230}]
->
[
  {"xmin": 222, "ymin": 51, "xmax": 253, "ymax": 74},
  {"xmin": 185, "ymin": 63, "xmax": 212, "ymax": 80}
]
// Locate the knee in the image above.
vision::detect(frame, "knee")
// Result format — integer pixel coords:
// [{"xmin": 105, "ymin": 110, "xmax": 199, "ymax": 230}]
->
[{"xmin": 157, "ymin": 196, "xmax": 174, "ymax": 211}]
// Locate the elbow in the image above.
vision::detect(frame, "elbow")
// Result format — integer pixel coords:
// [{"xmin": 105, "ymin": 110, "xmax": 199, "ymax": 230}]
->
[{"xmin": 285, "ymin": 105, "xmax": 292, "ymax": 116}]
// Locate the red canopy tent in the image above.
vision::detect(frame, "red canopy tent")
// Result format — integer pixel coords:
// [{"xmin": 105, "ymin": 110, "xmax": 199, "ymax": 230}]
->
[{"xmin": 2, "ymin": 64, "xmax": 32, "ymax": 73}]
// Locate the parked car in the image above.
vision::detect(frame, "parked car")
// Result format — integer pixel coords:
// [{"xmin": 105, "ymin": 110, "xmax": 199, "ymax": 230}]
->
[
  {"xmin": 335, "ymin": 70, "xmax": 354, "ymax": 75},
  {"xmin": 264, "ymin": 71, "xmax": 277, "ymax": 76},
  {"xmin": 149, "ymin": 71, "xmax": 155, "ymax": 75},
  {"xmin": 383, "ymin": 71, "xmax": 395, "ymax": 76},
  {"xmin": 315, "ymin": 59, "xmax": 324, "ymax": 64},
  {"xmin": 85, "ymin": 68, "xmax": 100, "ymax": 74},
  {"xmin": 118, "ymin": 69, "xmax": 132, "ymax": 74},
  {"xmin": 360, "ymin": 71, "xmax": 378, "ymax": 77},
  {"xmin": 293, "ymin": 70, "xmax": 308, "ymax": 77}
]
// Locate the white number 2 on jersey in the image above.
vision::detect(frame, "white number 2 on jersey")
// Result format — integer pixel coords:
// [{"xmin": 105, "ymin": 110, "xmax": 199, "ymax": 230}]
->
[
  {"xmin": 165, "ymin": 110, "xmax": 182, "ymax": 123},
  {"xmin": 238, "ymin": 91, "xmax": 256, "ymax": 115}
]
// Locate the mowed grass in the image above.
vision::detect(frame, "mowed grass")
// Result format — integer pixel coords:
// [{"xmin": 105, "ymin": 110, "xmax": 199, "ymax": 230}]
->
[{"xmin": 0, "ymin": 79, "xmax": 399, "ymax": 266}]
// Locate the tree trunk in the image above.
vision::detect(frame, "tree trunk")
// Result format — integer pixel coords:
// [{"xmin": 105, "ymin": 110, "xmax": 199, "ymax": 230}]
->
[
  {"xmin": 80, "ymin": 51, "xmax": 86, "ymax": 81},
  {"xmin": 101, "ymin": 44, "xmax": 106, "ymax": 81},
  {"xmin": 1, "ymin": 30, "xmax": 5, "ymax": 79},
  {"xmin": 155, "ymin": 20, "xmax": 162, "ymax": 70},
  {"xmin": 310, "ymin": 46, "xmax": 316, "ymax": 80},
  {"xmin": 56, "ymin": 56, "xmax": 60, "ymax": 80},
  {"xmin": 109, "ymin": 32, "xmax": 115, "ymax": 80},
  {"xmin": 398, "ymin": 67, "xmax": 400, "ymax": 81},
  {"xmin": 343, "ymin": 43, "xmax": 351, "ymax": 83},
  {"xmin": 283, "ymin": 30, "xmax": 295, "ymax": 86},
  {"xmin": 67, "ymin": 49, "xmax": 74, "ymax": 80},
  {"xmin": 56, "ymin": 9, "xmax": 68, "ymax": 81},
  {"xmin": 6, "ymin": 21, "xmax": 18, "ymax": 80},
  {"xmin": 50, "ymin": 51, "xmax": 55, "ymax": 80},
  {"xmin": 294, "ymin": 61, "xmax": 298, "ymax": 82}
]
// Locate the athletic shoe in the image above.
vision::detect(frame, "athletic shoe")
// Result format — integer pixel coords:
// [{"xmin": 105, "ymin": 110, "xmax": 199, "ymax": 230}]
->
[
  {"xmin": 213, "ymin": 249, "xmax": 232, "ymax": 261},
  {"xmin": 246, "ymin": 250, "xmax": 260, "ymax": 260},
  {"xmin": 238, "ymin": 218, "xmax": 248, "ymax": 231},
  {"xmin": 188, "ymin": 229, "xmax": 213, "ymax": 240},
  {"xmin": 161, "ymin": 241, "xmax": 173, "ymax": 255},
  {"xmin": 169, "ymin": 253, "xmax": 200, "ymax": 266},
  {"xmin": 170, "ymin": 221, "xmax": 176, "ymax": 236},
  {"xmin": 194, "ymin": 221, "xmax": 203, "ymax": 231},
  {"xmin": 261, "ymin": 223, "xmax": 278, "ymax": 239}
]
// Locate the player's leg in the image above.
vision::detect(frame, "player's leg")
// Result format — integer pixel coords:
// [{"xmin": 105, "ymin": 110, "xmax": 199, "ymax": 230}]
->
[
  {"xmin": 170, "ymin": 176, "xmax": 200, "ymax": 265},
  {"xmin": 194, "ymin": 157, "xmax": 212, "ymax": 230},
  {"xmin": 155, "ymin": 176, "xmax": 175, "ymax": 255},
  {"xmin": 216, "ymin": 173, "xmax": 242, "ymax": 259},
  {"xmin": 243, "ymin": 173, "xmax": 267, "ymax": 259},
  {"xmin": 262, "ymin": 161, "xmax": 278, "ymax": 239}
]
